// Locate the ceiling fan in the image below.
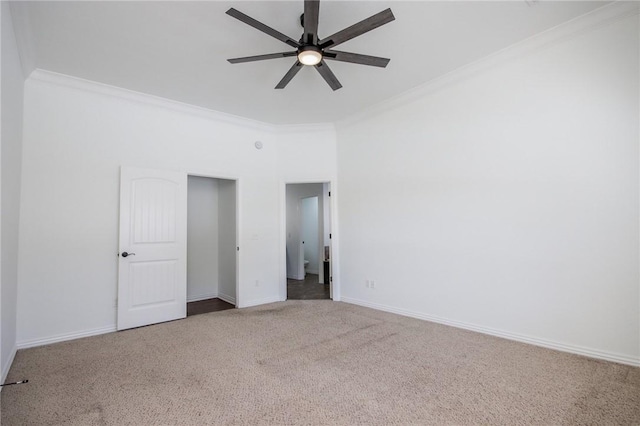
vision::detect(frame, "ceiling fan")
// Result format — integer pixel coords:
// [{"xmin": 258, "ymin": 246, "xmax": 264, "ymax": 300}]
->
[{"xmin": 226, "ymin": 1, "xmax": 395, "ymax": 91}]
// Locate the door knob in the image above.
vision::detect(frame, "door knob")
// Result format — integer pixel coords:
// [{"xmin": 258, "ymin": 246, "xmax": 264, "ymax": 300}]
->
[{"xmin": 121, "ymin": 252, "xmax": 135, "ymax": 257}]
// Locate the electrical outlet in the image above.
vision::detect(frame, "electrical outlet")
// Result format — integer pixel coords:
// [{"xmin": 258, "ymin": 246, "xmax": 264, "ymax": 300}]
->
[
  {"xmin": 255, "ymin": 280, "xmax": 260, "ymax": 287},
  {"xmin": 365, "ymin": 280, "xmax": 370, "ymax": 288},
  {"xmin": 371, "ymin": 280, "xmax": 376, "ymax": 289}
]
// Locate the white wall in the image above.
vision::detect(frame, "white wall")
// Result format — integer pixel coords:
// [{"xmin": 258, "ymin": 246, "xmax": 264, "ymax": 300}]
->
[
  {"xmin": 301, "ymin": 196, "xmax": 319, "ymax": 274},
  {"xmin": 1, "ymin": 1, "xmax": 25, "ymax": 381},
  {"xmin": 218, "ymin": 179, "xmax": 236, "ymax": 304},
  {"xmin": 16, "ymin": 71, "xmax": 337, "ymax": 346},
  {"xmin": 187, "ymin": 176, "xmax": 219, "ymax": 302},
  {"xmin": 286, "ymin": 183, "xmax": 323, "ymax": 280},
  {"xmin": 336, "ymin": 11, "xmax": 640, "ymax": 364}
]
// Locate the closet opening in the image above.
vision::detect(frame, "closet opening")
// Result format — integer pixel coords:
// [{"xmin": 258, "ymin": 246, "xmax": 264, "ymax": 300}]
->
[{"xmin": 186, "ymin": 175, "xmax": 237, "ymax": 316}]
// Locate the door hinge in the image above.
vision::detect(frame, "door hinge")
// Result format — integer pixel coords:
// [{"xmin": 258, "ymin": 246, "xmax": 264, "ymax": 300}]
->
[
  {"xmin": 329, "ymin": 233, "xmax": 332, "ymax": 239},
  {"xmin": 237, "ymin": 247, "xmax": 240, "ymax": 251},
  {"xmin": 328, "ymin": 191, "xmax": 331, "ymax": 197},
  {"xmin": 330, "ymin": 277, "xmax": 333, "ymax": 282}
]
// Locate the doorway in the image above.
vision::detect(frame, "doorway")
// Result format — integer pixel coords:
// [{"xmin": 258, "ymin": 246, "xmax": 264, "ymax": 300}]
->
[
  {"xmin": 186, "ymin": 176, "xmax": 237, "ymax": 315},
  {"xmin": 285, "ymin": 183, "xmax": 331, "ymax": 300}
]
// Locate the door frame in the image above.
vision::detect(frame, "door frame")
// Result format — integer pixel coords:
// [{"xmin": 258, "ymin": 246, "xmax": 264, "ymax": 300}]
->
[
  {"xmin": 280, "ymin": 179, "xmax": 340, "ymax": 301},
  {"xmin": 298, "ymin": 195, "xmax": 322, "ymax": 282},
  {"xmin": 187, "ymin": 170, "xmax": 241, "ymax": 308}
]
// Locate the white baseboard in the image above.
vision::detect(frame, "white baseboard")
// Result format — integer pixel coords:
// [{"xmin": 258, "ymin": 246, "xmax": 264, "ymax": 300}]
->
[
  {"xmin": 186, "ymin": 292, "xmax": 218, "ymax": 303},
  {"xmin": 16, "ymin": 325, "xmax": 117, "ymax": 350},
  {"xmin": 217, "ymin": 292, "xmax": 236, "ymax": 306},
  {"xmin": 341, "ymin": 297, "xmax": 640, "ymax": 367},
  {"xmin": 1, "ymin": 344, "xmax": 18, "ymax": 390},
  {"xmin": 307, "ymin": 269, "xmax": 319, "ymax": 275},
  {"xmin": 239, "ymin": 296, "xmax": 281, "ymax": 309}
]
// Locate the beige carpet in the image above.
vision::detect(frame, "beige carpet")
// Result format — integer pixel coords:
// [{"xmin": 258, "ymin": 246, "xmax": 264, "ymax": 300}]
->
[{"xmin": 2, "ymin": 301, "xmax": 640, "ymax": 425}]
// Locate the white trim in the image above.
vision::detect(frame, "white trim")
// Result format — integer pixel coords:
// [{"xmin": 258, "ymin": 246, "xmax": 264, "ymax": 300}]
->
[
  {"xmin": 29, "ymin": 69, "xmax": 276, "ymax": 133},
  {"xmin": 327, "ymin": 180, "xmax": 340, "ymax": 301},
  {"xmin": 186, "ymin": 292, "xmax": 237, "ymax": 305},
  {"xmin": 1, "ymin": 345, "xmax": 18, "ymax": 388},
  {"xmin": 17, "ymin": 3, "xmax": 639, "ymax": 132},
  {"xmin": 27, "ymin": 70, "xmax": 336, "ymax": 132},
  {"xmin": 217, "ymin": 292, "xmax": 236, "ymax": 306},
  {"xmin": 337, "ymin": 1, "xmax": 640, "ymax": 130},
  {"xmin": 187, "ymin": 170, "xmax": 241, "ymax": 183},
  {"xmin": 16, "ymin": 325, "xmax": 116, "ymax": 350},
  {"xmin": 186, "ymin": 292, "xmax": 218, "ymax": 303},
  {"xmin": 239, "ymin": 296, "xmax": 281, "ymax": 309},
  {"xmin": 341, "ymin": 297, "xmax": 640, "ymax": 367},
  {"xmin": 275, "ymin": 123, "xmax": 335, "ymax": 135},
  {"xmin": 235, "ymin": 179, "xmax": 242, "ymax": 309}
]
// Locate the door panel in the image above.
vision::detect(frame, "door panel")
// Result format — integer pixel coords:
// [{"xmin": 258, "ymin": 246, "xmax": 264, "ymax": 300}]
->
[
  {"xmin": 132, "ymin": 179, "xmax": 178, "ymax": 243},
  {"xmin": 130, "ymin": 260, "xmax": 177, "ymax": 307},
  {"xmin": 118, "ymin": 167, "xmax": 187, "ymax": 331}
]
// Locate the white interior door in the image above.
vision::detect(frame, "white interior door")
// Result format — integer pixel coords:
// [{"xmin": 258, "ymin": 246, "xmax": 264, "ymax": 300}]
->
[{"xmin": 117, "ymin": 167, "xmax": 187, "ymax": 330}]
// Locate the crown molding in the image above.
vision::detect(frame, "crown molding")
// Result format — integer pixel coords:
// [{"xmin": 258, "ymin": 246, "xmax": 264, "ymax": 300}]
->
[
  {"xmin": 27, "ymin": 69, "xmax": 337, "ymax": 135},
  {"xmin": 22, "ymin": 1, "xmax": 637, "ymax": 133},
  {"xmin": 28, "ymin": 69, "xmax": 280, "ymax": 133},
  {"xmin": 275, "ymin": 122, "xmax": 336, "ymax": 136},
  {"xmin": 336, "ymin": 1, "xmax": 640, "ymax": 130}
]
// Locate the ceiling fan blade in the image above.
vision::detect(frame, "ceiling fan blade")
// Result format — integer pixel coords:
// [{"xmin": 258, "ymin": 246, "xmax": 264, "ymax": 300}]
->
[
  {"xmin": 303, "ymin": 0, "xmax": 320, "ymax": 45},
  {"xmin": 228, "ymin": 51, "xmax": 298, "ymax": 64},
  {"xmin": 275, "ymin": 61, "xmax": 304, "ymax": 89},
  {"xmin": 226, "ymin": 8, "xmax": 300, "ymax": 48},
  {"xmin": 318, "ymin": 8, "xmax": 395, "ymax": 49},
  {"xmin": 323, "ymin": 50, "xmax": 390, "ymax": 68},
  {"xmin": 314, "ymin": 60, "xmax": 342, "ymax": 91}
]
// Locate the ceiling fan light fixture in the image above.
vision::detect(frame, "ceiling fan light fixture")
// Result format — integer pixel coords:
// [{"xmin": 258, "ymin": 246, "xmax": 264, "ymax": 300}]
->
[{"xmin": 298, "ymin": 46, "xmax": 322, "ymax": 66}]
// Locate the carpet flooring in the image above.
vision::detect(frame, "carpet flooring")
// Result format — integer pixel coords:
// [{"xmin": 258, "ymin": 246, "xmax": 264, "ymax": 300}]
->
[{"xmin": 2, "ymin": 301, "xmax": 640, "ymax": 425}]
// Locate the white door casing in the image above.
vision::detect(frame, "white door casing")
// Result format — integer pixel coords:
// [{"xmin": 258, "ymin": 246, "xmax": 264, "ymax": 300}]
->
[{"xmin": 117, "ymin": 167, "xmax": 187, "ymax": 330}]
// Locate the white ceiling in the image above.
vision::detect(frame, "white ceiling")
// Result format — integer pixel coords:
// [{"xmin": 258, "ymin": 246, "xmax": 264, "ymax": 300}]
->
[{"xmin": 11, "ymin": 1, "xmax": 608, "ymax": 125}]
